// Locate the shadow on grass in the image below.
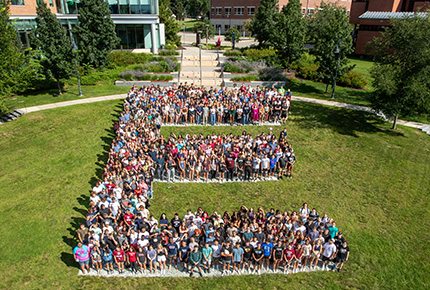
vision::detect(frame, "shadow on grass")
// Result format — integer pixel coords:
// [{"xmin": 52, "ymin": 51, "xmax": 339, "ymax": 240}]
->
[
  {"xmin": 61, "ymin": 252, "xmax": 79, "ymax": 268},
  {"xmin": 293, "ymin": 101, "xmax": 386, "ymax": 137}
]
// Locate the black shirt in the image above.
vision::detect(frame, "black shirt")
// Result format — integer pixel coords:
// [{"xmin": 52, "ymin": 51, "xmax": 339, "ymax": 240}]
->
[
  {"xmin": 243, "ymin": 245, "xmax": 254, "ymax": 259},
  {"xmin": 337, "ymin": 245, "xmax": 349, "ymax": 259},
  {"xmin": 253, "ymin": 248, "xmax": 263, "ymax": 259}
]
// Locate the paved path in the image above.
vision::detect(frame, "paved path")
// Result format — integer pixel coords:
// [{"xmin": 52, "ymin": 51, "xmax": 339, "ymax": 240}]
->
[{"xmin": 4, "ymin": 93, "xmax": 427, "ymax": 132}]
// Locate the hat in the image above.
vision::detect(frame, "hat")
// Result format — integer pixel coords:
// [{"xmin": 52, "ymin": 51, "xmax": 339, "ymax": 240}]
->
[{"xmin": 338, "ymin": 232, "xmax": 343, "ymax": 235}]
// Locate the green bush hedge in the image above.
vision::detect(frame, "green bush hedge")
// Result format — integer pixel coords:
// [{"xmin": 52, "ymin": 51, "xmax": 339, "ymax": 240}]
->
[
  {"xmin": 120, "ymin": 70, "xmax": 173, "ymax": 81},
  {"xmin": 339, "ymin": 71, "xmax": 368, "ymax": 89},
  {"xmin": 81, "ymin": 68, "xmax": 122, "ymax": 85},
  {"xmin": 158, "ymin": 50, "xmax": 179, "ymax": 56},
  {"xmin": 109, "ymin": 51, "xmax": 151, "ymax": 67},
  {"xmin": 291, "ymin": 53, "xmax": 319, "ymax": 81},
  {"xmin": 224, "ymin": 50, "xmax": 242, "ymax": 57},
  {"xmin": 231, "ymin": 75, "xmax": 258, "ymax": 81},
  {"xmin": 242, "ymin": 48, "xmax": 276, "ymax": 61}
]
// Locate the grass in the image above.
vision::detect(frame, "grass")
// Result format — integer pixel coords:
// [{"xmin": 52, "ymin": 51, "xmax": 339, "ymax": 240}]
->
[
  {"xmin": 0, "ymin": 99, "xmax": 429, "ymax": 289},
  {"xmin": 178, "ymin": 19, "xmax": 204, "ymax": 32}
]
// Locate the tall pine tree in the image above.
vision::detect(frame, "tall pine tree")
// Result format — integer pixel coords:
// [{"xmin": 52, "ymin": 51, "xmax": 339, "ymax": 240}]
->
[
  {"xmin": 0, "ymin": 0, "xmax": 41, "ymax": 114},
  {"xmin": 159, "ymin": 0, "xmax": 180, "ymax": 47},
  {"xmin": 275, "ymin": 0, "xmax": 306, "ymax": 68},
  {"xmin": 72, "ymin": 0, "xmax": 119, "ymax": 68},
  {"xmin": 32, "ymin": 1, "xmax": 74, "ymax": 94},
  {"xmin": 249, "ymin": 0, "xmax": 279, "ymax": 47}
]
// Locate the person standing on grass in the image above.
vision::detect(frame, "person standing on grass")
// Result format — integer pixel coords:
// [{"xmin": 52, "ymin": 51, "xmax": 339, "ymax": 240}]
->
[
  {"xmin": 77, "ymin": 224, "xmax": 89, "ymax": 245},
  {"xmin": 73, "ymin": 242, "xmax": 90, "ymax": 274},
  {"xmin": 127, "ymin": 246, "xmax": 138, "ymax": 274},
  {"xmin": 189, "ymin": 245, "xmax": 203, "ymax": 277},
  {"xmin": 321, "ymin": 239, "xmax": 337, "ymax": 271},
  {"xmin": 332, "ymin": 241, "xmax": 349, "ymax": 272},
  {"xmin": 302, "ymin": 239, "xmax": 312, "ymax": 270},
  {"xmin": 147, "ymin": 244, "xmax": 157, "ymax": 274},
  {"xmin": 221, "ymin": 241, "xmax": 234, "ymax": 276},
  {"xmin": 102, "ymin": 246, "xmax": 114, "ymax": 274},
  {"xmin": 293, "ymin": 244, "xmax": 303, "ymax": 273},
  {"xmin": 232, "ymin": 242, "xmax": 244, "ymax": 274},
  {"xmin": 136, "ymin": 247, "xmax": 147, "ymax": 274},
  {"xmin": 90, "ymin": 245, "xmax": 103, "ymax": 274},
  {"xmin": 113, "ymin": 246, "xmax": 125, "ymax": 274},
  {"xmin": 252, "ymin": 243, "xmax": 264, "ymax": 275},
  {"xmin": 202, "ymin": 243, "xmax": 213, "ymax": 273},
  {"xmin": 287, "ymin": 153, "xmax": 295, "ymax": 179},
  {"xmin": 272, "ymin": 241, "xmax": 284, "ymax": 273}
]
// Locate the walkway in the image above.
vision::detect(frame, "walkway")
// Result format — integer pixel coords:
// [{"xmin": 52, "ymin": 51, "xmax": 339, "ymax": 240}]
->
[{"xmin": 2, "ymin": 93, "xmax": 428, "ymax": 133}]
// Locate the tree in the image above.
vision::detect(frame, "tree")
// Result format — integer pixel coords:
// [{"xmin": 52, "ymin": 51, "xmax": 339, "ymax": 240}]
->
[
  {"xmin": 249, "ymin": 0, "xmax": 279, "ymax": 46},
  {"xmin": 32, "ymin": 1, "xmax": 74, "ymax": 94},
  {"xmin": 0, "ymin": 0, "xmax": 41, "ymax": 114},
  {"xmin": 225, "ymin": 26, "xmax": 241, "ymax": 43},
  {"xmin": 187, "ymin": 0, "xmax": 209, "ymax": 18},
  {"xmin": 192, "ymin": 19, "xmax": 215, "ymax": 39},
  {"xmin": 308, "ymin": 2, "xmax": 353, "ymax": 93},
  {"xmin": 368, "ymin": 13, "xmax": 430, "ymax": 129},
  {"xmin": 72, "ymin": 0, "xmax": 119, "ymax": 68},
  {"xmin": 274, "ymin": 0, "xmax": 306, "ymax": 68},
  {"xmin": 173, "ymin": 0, "xmax": 185, "ymax": 20},
  {"xmin": 159, "ymin": 0, "xmax": 181, "ymax": 47}
]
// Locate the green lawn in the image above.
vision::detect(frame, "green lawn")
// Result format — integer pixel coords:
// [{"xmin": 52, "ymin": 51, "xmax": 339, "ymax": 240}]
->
[
  {"xmin": 178, "ymin": 19, "xmax": 204, "ymax": 32},
  {"xmin": 0, "ymin": 100, "xmax": 429, "ymax": 289},
  {"xmin": 348, "ymin": 56, "xmax": 374, "ymax": 85}
]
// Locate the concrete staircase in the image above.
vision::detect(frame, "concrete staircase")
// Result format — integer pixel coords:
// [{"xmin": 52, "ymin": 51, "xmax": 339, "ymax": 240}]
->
[{"xmin": 178, "ymin": 47, "xmax": 223, "ymax": 87}]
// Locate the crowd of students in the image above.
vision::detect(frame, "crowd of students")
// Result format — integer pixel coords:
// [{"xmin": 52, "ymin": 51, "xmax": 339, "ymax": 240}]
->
[
  {"xmin": 126, "ymin": 83, "xmax": 292, "ymax": 126},
  {"xmin": 73, "ymin": 204, "xmax": 349, "ymax": 276}
]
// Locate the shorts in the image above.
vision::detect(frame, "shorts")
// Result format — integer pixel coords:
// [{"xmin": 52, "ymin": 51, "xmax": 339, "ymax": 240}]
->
[
  {"xmin": 281, "ymin": 112, "xmax": 287, "ymax": 118},
  {"xmin": 104, "ymin": 259, "xmax": 113, "ymax": 264},
  {"xmin": 253, "ymin": 259, "xmax": 262, "ymax": 265},
  {"xmin": 274, "ymin": 255, "xmax": 282, "ymax": 261},
  {"xmin": 233, "ymin": 260, "xmax": 242, "ymax": 264},
  {"xmin": 213, "ymin": 256, "xmax": 220, "ymax": 263},
  {"xmin": 78, "ymin": 259, "xmax": 90, "ymax": 266},
  {"xmin": 181, "ymin": 257, "xmax": 189, "ymax": 264},
  {"xmin": 190, "ymin": 262, "xmax": 201, "ymax": 269},
  {"xmin": 322, "ymin": 255, "xmax": 332, "ymax": 262},
  {"xmin": 222, "ymin": 259, "xmax": 232, "ymax": 265},
  {"xmin": 202, "ymin": 259, "xmax": 212, "ymax": 265},
  {"xmin": 243, "ymin": 257, "xmax": 251, "ymax": 263},
  {"xmin": 311, "ymin": 252, "xmax": 320, "ymax": 258},
  {"xmin": 334, "ymin": 256, "xmax": 346, "ymax": 264},
  {"xmin": 262, "ymin": 168, "xmax": 268, "ymax": 174},
  {"xmin": 167, "ymin": 255, "xmax": 177, "ymax": 263},
  {"xmin": 93, "ymin": 258, "xmax": 101, "ymax": 263},
  {"xmin": 269, "ymin": 167, "xmax": 276, "ymax": 173},
  {"xmin": 253, "ymin": 168, "xmax": 260, "ymax": 174}
]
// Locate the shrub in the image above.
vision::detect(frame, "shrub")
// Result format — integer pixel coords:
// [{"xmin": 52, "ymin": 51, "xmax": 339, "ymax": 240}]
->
[
  {"xmin": 231, "ymin": 75, "xmax": 258, "ymax": 81},
  {"xmin": 158, "ymin": 49, "xmax": 179, "ymax": 56},
  {"xmin": 109, "ymin": 51, "xmax": 151, "ymax": 67},
  {"xmin": 339, "ymin": 71, "xmax": 368, "ymax": 89},
  {"xmin": 165, "ymin": 43, "xmax": 177, "ymax": 50},
  {"xmin": 292, "ymin": 53, "xmax": 319, "ymax": 81},
  {"xmin": 258, "ymin": 67, "xmax": 286, "ymax": 81},
  {"xmin": 224, "ymin": 50, "xmax": 242, "ymax": 57},
  {"xmin": 243, "ymin": 48, "xmax": 276, "ymax": 61}
]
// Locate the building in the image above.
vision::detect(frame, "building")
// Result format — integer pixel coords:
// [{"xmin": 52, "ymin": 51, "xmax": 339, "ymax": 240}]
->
[
  {"xmin": 350, "ymin": 0, "xmax": 430, "ymax": 54},
  {"xmin": 9, "ymin": 0, "xmax": 165, "ymax": 53},
  {"xmin": 210, "ymin": 0, "xmax": 352, "ymax": 34}
]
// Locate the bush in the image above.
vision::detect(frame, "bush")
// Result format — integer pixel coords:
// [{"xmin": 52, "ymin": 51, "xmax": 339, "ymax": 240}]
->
[
  {"xmin": 243, "ymin": 48, "xmax": 276, "ymax": 61},
  {"xmin": 224, "ymin": 50, "xmax": 242, "ymax": 57},
  {"xmin": 231, "ymin": 75, "xmax": 258, "ymax": 81},
  {"xmin": 339, "ymin": 71, "xmax": 368, "ymax": 89},
  {"xmin": 292, "ymin": 53, "xmax": 319, "ymax": 81},
  {"xmin": 81, "ymin": 68, "xmax": 121, "ymax": 85},
  {"xmin": 119, "ymin": 70, "xmax": 173, "ymax": 81},
  {"xmin": 109, "ymin": 51, "xmax": 151, "ymax": 67},
  {"xmin": 158, "ymin": 50, "xmax": 179, "ymax": 56},
  {"xmin": 165, "ymin": 43, "xmax": 177, "ymax": 50}
]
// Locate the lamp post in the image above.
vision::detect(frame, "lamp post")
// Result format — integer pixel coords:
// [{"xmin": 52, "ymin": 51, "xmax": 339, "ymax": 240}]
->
[
  {"xmin": 71, "ymin": 37, "xmax": 83, "ymax": 97},
  {"xmin": 331, "ymin": 39, "xmax": 341, "ymax": 100},
  {"xmin": 205, "ymin": 24, "xmax": 209, "ymax": 50},
  {"xmin": 198, "ymin": 43, "xmax": 203, "ymax": 86}
]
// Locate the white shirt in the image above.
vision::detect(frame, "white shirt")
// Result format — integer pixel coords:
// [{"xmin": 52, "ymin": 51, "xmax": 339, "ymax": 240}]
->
[
  {"xmin": 211, "ymin": 244, "xmax": 222, "ymax": 258},
  {"xmin": 323, "ymin": 242, "xmax": 337, "ymax": 258}
]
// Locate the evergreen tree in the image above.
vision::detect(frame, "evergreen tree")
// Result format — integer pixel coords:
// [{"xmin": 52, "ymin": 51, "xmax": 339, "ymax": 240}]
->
[
  {"xmin": 0, "ymin": 0, "xmax": 41, "ymax": 114},
  {"xmin": 32, "ymin": 1, "xmax": 74, "ymax": 94},
  {"xmin": 192, "ymin": 19, "xmax": 215, "ymax": 39},
  {"xmin": 308, "ymin": 2, "xmax": 353, "ymax": 93},
  {"xmin": 159, "ymin": 0, "xmax": 181, "ymax": 47},
  {"xmin": 275, "ymin": 0, "xmax": 306, "ymax": 68},
  {"xmin": 368, "ymin": 13, "xmax": 430, "ymax": 129},
  {"xmin": 72, "ymin": 0, "xmax": 119, "ymax": 68},
  {"xmin": 225, "ymin": 26, "xmax": 241, "ymax": 43},
  {"xmin": 249, "ymin": 0, "xmax": 279, "ymax": 46}
]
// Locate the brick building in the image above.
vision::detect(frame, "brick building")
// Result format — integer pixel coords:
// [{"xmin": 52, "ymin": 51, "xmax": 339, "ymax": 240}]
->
[
  {"xmin": 9, "ymin": 0, "xmax": 165, "ymax": 52},
  {"xmin": 210, "ymin": 0, "xmax": 352, "ymax": 34},
  {"xmin": 350, "ymin": 0, "xmax": 430, "ymax": 54}
]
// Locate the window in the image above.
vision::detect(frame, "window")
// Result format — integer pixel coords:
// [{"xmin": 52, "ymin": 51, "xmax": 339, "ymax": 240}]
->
[
  {"xmin": 247, "ymin": 6, "xmax": 255, "ymax": 16},
  {"xmin": 225, "ymin": 24, "xmax": 230, "ymax": 31},
  {"xmin": 225, "ymin": 7, "xmax": 231, "ymax": 16},
  {"xmin": 216, "ymin": 7, "xmax": 222, "ymax": 15},
  {"xmin": 11, "ymin": 0, "xmax": 24, "ymax": 5},
  {"xmin": 234, "ymin": 7, "xmax": 244, "ymax": 15}
]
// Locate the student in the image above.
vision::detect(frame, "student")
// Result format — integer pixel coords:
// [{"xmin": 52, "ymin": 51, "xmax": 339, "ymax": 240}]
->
[
  {"xmin": 189, "ymin": 245, "xmax": 203, "ymax": 277},
  {"xmin": 156, "ymin": 243, "xmax": 168, "ymax": 274},
  {"xmin": 90, "ymin": 245, "xmax": 103, "ymax": 274},
  {"xmin": 332, "ymin": 241, "xmax": 349, "ymax": 272},
  {"xmin": 310, "ymin": 240, "xmax": 322, "ymax": 269},
  {"xmin": 221, "ymin": 241, "xmax": 234, "ymax": 276},
  {"xmin": 242, "ymin": 239, "xmax": 254, "ymax": 273},
  {"xmin": 261, "ymin": 239, "xmax": 273, "ymax": 271},
  {"xmin": 179, "ymin": 240, "xmax": 190, "ymax": 272},
  {"xmin": 146, "ymin": 245, "xmax": 157, "ymax": 274},
  {"xmin": 166, "ymin": 237, "xmax": 178, "ymax": 270},
  {"xmin": 293, "ymin": 244, "xmax": 303, "ymax": 273},
  {"xmin": 136, "ymin": 247, "xmax": 147, "ymax": 274},
  {"xmin": 272, "ymin": 241, "xmax": 284, "ymax": 273},
  {"xmin": 73, "ymin": 242, "xmax": 91, "ymax": 274},
  {"xmin": 283, "ymin": 244, "xmax": 295, "ymax": 274},
  {"xmin": 202, "ymin": 243, "xmax": 213, "ymax": 273},
  {"xmin": 252, "ymin": 243, "xmax": 264, "ymax": 275},
  {"xmin": 127, "ymin": 247, "xmax": 139, "ymax": 274},
  {"xmin": 302, "ymin": 239, "xmax": 312, "ymax": 270},
  {"xmin": 232, "ymin": 243, "xmax": 244, "ymax": 274},
  {"xmin": 102, "ymin": 246, "xmax": 114, "ymax": 274},
  {"xmin": 211, "ymin": 239, "xmax": 222, "ymax": 271},
  {"xmin": 113, "ymin": 246, "xmax": 126, "ymax": 274},
  {"xmin": 321, "ymin": 239, "xmax": 337, "ymax": 271}
]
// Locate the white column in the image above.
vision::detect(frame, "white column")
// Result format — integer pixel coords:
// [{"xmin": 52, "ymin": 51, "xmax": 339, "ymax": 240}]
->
[{"xmin": 151, "ymin": 23, "xmax": 157, "ymax": 54}]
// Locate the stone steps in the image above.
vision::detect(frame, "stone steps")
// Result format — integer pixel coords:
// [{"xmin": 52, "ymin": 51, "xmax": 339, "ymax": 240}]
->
[
  {"xmin": 180, "ymin": 71, "xmax": 221, "ymax": 78},
  {"xmin": 182, "ymin": 55, "xmax": 217, "ymax": 61},
  {"xmin": 181, "ymin": 60, "xmax": 219, "ymax": 67}
]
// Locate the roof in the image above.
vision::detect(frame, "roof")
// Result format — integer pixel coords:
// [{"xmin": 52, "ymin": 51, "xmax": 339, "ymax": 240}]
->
[{"xmin": 359, "ymin": 11, "xmax": 428, "ymax": 20}]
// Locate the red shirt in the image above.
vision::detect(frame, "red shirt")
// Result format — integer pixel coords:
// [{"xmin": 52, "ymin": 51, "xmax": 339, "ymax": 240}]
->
[
  {"xmin": 124, "ymin": 213, "xmax": 135, "ymax": 225},
  {"xmin": 284, "ymin": 249, "xmax": 295, "ymax": 261},
  {"xmin": 114, "ymin": 250, "xmax": 125, "ymax": 262},
  {"xmin": 127, "ymin": 251, "xmax": 137, "ymax": 262}
]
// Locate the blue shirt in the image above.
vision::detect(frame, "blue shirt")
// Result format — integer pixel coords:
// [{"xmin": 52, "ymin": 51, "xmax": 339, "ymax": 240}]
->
[
  {"xmin": 233, "ymin": 247, "xmax": 244, "ymax": 262},
  {"xmin": 262, "ymin": 242, "xmax": 273, "ymax": 257},
  {"xmin": 269, "ymin": 158, "xmax": 277, "ymax": 169}
]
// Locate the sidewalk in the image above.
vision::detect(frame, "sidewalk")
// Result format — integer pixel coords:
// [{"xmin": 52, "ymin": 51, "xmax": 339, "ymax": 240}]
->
[{"xmin": 4, "ymin": 93, "xmax": 428, "ymax": 132}]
